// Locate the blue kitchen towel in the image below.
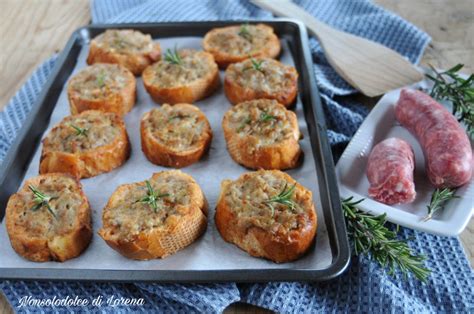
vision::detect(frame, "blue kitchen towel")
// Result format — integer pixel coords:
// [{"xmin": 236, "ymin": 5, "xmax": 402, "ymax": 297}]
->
[{"xmin": 1, "ymin": 0, "xmax": 473, "ymax": 313}]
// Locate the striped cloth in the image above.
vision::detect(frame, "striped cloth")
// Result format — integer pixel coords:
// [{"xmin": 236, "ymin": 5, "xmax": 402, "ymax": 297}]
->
[{"xmin": 1, "ymin": 0, "xmax": 473, "ymax": 312}]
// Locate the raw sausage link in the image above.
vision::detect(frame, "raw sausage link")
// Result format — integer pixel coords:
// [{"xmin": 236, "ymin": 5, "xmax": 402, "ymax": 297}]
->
[
  {"xmin": 395, "ymin": 89, "xmax": 472, "ymax": 188},
  {"xmin": 367, "ymin": 137, "xmax": 416, "ymax": 205}
]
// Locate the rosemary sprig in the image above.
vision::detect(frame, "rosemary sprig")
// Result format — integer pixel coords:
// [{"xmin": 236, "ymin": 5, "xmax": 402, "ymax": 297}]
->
[
  {"xmin": 96, "ymin": 71, "xmax": 106, "ymax": 88},
  {"xmin": 259, "ymin": 111, "xmax": 276, "ymax": 122},
  {"xmin": 342, "ymin": 197, "xmax": 430, "ymax": 282},
  {"xmin": 69, "ymin": 124, "xmax": 88, "ymax": 136},
  {"xmin": 423, "ymin": 188, "xmax": 458, "ymax": 221},
  {"xmin": 28, "ymin": 185, "xmax": 57, "ymax": 219},
  {"xmin": 426, "ymin": 64, "xmax": 474, "ymax": 138},
  {"xmin": 238, "ymin": 23, "xmax": 252, "ymax": 41},
  {"xmin": 135, "ymin": 180, "xmax": 169, "ymax": 213},
  {"xmin": 164, "ymin": 46, "xmax": 183, "ymax": 65},
  {"xmin": 264, "ymin": 183, "xmax": 296, "ymax": 217},
  {"xmin": 244, "ymin": 57, "xmax": 264, "ymax": 73},
  {"xmin": 237, "ymin": 117, "xmax": 251, "ymax": 132},
  {"xmin": 168, "ymin": 114, "xmax": 189, "ymax": 122}
]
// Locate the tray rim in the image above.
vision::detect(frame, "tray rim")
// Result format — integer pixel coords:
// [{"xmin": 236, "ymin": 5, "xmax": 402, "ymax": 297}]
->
[{"xmin": 0, "ymin": 19, "xmax": 350, "ymax": 282}]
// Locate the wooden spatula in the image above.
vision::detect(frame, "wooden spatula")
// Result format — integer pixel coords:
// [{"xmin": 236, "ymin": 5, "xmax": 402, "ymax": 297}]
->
[{"xmin": 251, "ymin": 0, "xmax": 424, "ymax": 97}]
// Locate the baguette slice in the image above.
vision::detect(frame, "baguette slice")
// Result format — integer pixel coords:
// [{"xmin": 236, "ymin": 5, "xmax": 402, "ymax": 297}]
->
[
  {"xmin": 67, "ymin": 63, "xmax": 136, "ymax": 116},
  {"xmin": 142, "ymin": 49, "xmax": 219, "ymax": 104},
  {"xmin": 99, "ymin": 170, "xmax": 208, "ymax": 260},
  {"xmin": 222, "ymin": 99, "xmax": 301, "ymax": 169},
  {"xmin": 215, "ymin": 170, "xmax": 317, "ymax": 263},
  {"xmin": 224, "ymin": 57, "xmax": 298, "ymax": 107},
  {"xmin": 141, "ymin": 104, "xmax": 212, "ymax": 168},
  {"xmin": 40, "ymin": 110, "xmax": 130, "ymax": 179},
  {"xmin": 5, "ymin": 173, "xmax": 92, "ymax": 262},
  {"xmin": 87, "ymin": 29, "xmax": 161, "ymax": 75},
  {"xmin": 203, "ymin": 23, "xmax": 281, "ymax": 68}
]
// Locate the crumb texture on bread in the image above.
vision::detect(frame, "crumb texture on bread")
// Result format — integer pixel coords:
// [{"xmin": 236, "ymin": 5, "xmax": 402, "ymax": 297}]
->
[
  {"xmin": 141, "ymin": 104, "xmax": 212, "ymax": 167},
  {"xmin": 222, "ymin": 99, "xmax": 301, "ymax": 169},
  {"xmin": 67, "ymin": 63, "xmax": 136, "ymax": 116},
  {"xmin": 99, "ymin": 170, "xmax": 207, "ymax": 260},
  {"xmin": 5, "ymin": 173, "xmax": 92, "ymax": 262},
  {"xmin": 215, "ymin": 170, "xmax": 317, "ymax": 263},
  {"xmin": 87, "ymin": 29, "xmax": 161, "ymax": 75},
  {"xmin": 40, "ymin": 110, "xmax": 130, "ymax": 178},
  {"xmin": 142, "ymin": 49, "xmax": 219, "ymax": 104},
  {"xmin": 203, "ymin": 24, "xmax": 281, "ymax": 67},
  {"xmin": 224, "ymin": 58, "xmax": 298, "ymax": 106}
]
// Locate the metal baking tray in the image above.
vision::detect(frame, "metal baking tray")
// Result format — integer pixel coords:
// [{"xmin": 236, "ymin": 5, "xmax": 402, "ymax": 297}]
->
[{"xmin": 0, "ymin": 19, "xmax": 350, "ymax": 282}]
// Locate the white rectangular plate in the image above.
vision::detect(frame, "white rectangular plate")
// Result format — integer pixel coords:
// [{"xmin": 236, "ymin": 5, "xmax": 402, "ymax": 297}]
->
[{"xmin": 335, "ymin": 82, "xmax": 474, "ymax": 236}]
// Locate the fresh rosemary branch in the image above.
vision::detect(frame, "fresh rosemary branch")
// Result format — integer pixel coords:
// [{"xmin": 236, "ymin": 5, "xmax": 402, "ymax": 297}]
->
[
  {"xmin": 426, "ymin": 64, "xmax": 474, "ymax": 138},
  {"xmin": 342, "ymin": 197, "xmax": 430, "ymax": 282},
  {"xmin": 28, "ymin": 185, "xmax": 57, "ymax": 219},
  {"xmin": 238, "ymin": 23, "xmax": 252, "ymax": 41},
  {"xmin": 244, "ymin": 57, "xmax": 264, "ymax": 73},
  {"xmin": 423, "ymin": 188, "xmax": 458, "ymax": 222},
  {"xmin": 264, "ymin": 183, "xmax": 296, "ymax": 217},
  {"xmin": 164, "ymin": 46, "xmax": 183, "ymax": 65},
  {"xmin": 96, "ymin": 71, "xmax": 106, "ymax": 88},
  {"xmin": 135, "ymin": 180, "xmax": 169, "ymax": 213},
  {"xmin": 69, "ymin": 124, "xmax": 88, "ymax": 136},
  {"xmin": 259, "ymin": 111, "xmax": 276, "ymax": 122}
]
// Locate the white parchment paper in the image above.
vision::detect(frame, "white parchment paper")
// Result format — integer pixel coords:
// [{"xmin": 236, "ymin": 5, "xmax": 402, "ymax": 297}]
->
[{"xmin": 0, "ymin": 37, "xmax": 332, "ymax": 271}]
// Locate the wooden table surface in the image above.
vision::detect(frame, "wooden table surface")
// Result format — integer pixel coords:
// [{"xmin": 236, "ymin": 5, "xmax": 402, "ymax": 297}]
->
[{"xmin": 0, "ymin": 0, "xmax": 472, "ymax": 313}]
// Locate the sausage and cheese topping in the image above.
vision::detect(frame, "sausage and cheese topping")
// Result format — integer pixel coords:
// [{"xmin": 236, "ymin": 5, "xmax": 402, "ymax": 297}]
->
[
  {"xmin": 222, "ymin": 171, "xmax": 313, "ymax": 231},
  {"xmin": 144, "ymin": 49, "xmax": 217, "ymax": 88},
  {"xmin": 226, "ymin": 58, "xmax": 297, "ymax": 95},
  {"xmin": 68, "ymin": 63, "xmax": 134, "ymax": 101},
  {"xmin": 6, "ymin": 174, "xmax": 92, "ymax": 262},
  {"xmin": 204, "ymin": 24, "xmax": 279, "ymax": 56},
  {"xmin": 142, "ymin": 104, "xmax": 210, "ymax": 151},
  {"xmin": 225, "ymin": 99, "xmax": 298, "ymax": 146},
  {"xmin": 43, "ymin": 111, "xmax": 122, "ymax": 153},
  {"xmin": 102, "ymin": 173, "xmax": 199, "ymax": 240},
  {"xmin": 92, "ymin": 29, "xmax": 155, "ymax": 55}
]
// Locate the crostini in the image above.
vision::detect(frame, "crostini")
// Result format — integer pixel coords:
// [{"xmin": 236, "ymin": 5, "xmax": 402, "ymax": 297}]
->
[
  {"xmin": 67, "ymin": 63, "xmax": 136, "ymax": 116},
  {"xmin": 87, "ymin": 29, "xmax": 161, "ymax": 75},
  {"xmin": 224, "ymin": 57, "xmax": 298, "ymax": 107},
  {"xmin": 141, "ymin": 104, "xmax": 212, "ymax": 168},
  {"xmin": 5, "ymin": 173, "xmax": 92, "ymax": 262},
  {"xmin": 98, "ymin": 170, "xmax": 208, "ymax": 260},
  {"xmin": 40, "ymin": 110, "xmax": 130, "ymax": 179},
  {"xmin": 203, "ymin": 23, "xmax": 281, "ymax": 68},
  {"xmin": 142, "ymin": 48, "xmax": 219, "ymax": 104},
  {"xmin": 222, "ymin": 99, "xmax": 301, "ymax": 169},
  {"xmin": 215, "ymin": 170, "xmax": 317, "ymax": 263}
]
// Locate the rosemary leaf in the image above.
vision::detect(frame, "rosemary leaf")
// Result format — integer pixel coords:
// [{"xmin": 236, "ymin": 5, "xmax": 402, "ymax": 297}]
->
[
  {"xmin": 165, "ymin": 46, "xmax": 183, "ymax": 65},
  {"xmin": 69, "ymin": 124, "xmax": 88, "ymax": 136},
  {"xmin": 28, "ymin": 185, "xmax": 58, "ymax": 219},
  {"xmin": 342, "ymin": 197, "xmax": 430, "ymax": 282},
  {"xmin": 135, "ymin": 180, "xmax": 169, "ymax": 213},
  {"xmin": 264, "ymin": 183, "xmax": 297, "ymax": 216},
  {"xmin": 423, "ymin": 188, "xmax": 458, "ymax": 221},
  {"xmin": 259, "ymin": 111, "xmax": 276, "ymax": 122},
  {"xmin": 238, "ymin": 23, "xmax": 252, "ymax": 41},
  {"xmin": 96, "ymin": 71, "xmax": 106, "ymax": 88}
]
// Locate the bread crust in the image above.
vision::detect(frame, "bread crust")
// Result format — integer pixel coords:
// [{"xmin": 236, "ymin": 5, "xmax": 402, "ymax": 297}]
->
[
  {"xmin": 142, "ymin": 49, "xmax": 219, "ymax": 104},
  {"xmin": 141, "ymin": 104, "xmax": 212, "ymax": 168},
  {"xmin": 98, "ymin": 170, "xmax": 208, "ymax": 260},
  {"xmin": 5, "ymin": 173, "xmax": 92, "ymax": 262},
  {"xmin": 40, "ymin": 110, "xmax": 130, "ymax": 179},
  {"xmin": 224, "ymin": 58, "xmax": 298, "ymax": 107},
  {"xmin": 87, "ymin": 29, "xmax": 161, "ymax": 75},
  {"xmin": 67, "ymin": 63, "xmax": 136, "ymax": 116},
  {"xmin": 222, "ymin": 99, "xmax": 301, "ymax": 169},
  {"xmin": 203, "ymin": 24, "xmax": 281, "ymax": 68},
  {"xmin": 215, "ymin": 170, "xmax": 317, "ymax": 263}
]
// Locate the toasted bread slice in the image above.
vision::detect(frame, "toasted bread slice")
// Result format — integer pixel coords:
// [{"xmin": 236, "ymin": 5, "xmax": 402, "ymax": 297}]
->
[
  {"xmin": 5, "ymin": 173, "xmax": 92, "ymax": 262},
  {"xmin": 98, "ymin": 170, "xmax": 208, "ymax": 260},
  {"xmin": 141, "ymin": 104, "xmax": 212, "ymax": 168},
  {"xmin": 87, "ymin": 29, "xmax": 161, "ymax": 75},
  {"xmin": 222, "ymin": 99, "xmax": 301, "ymax": 169},
  {"xmin": 67, "ymin": 63, "xmax": 136, "ymax": 116},
  {"xmin": 215, "ymin": 170, "xmax": 317, "ymax": 263},
  {"xmin": 203, "ymin": 23, "xmax": 281, "ymax": 68},
  {"xmin": 224, "ymin": 58, "xmax": 298, "ymax": 107},
  {"xmin": 40, "ymin": 110, "xmax": 130, "ymax": 179},
  {"xmin": 142, "ymin": 49, "xmax": 219, "ymax": 104}
]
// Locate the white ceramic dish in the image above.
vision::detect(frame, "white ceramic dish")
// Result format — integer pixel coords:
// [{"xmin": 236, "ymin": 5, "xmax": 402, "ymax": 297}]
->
[{"xmin": 335, "ymin": 83, "xmax": 474, "ymax": 236}]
